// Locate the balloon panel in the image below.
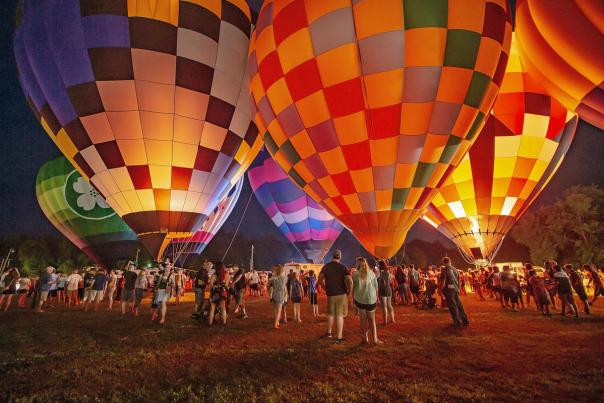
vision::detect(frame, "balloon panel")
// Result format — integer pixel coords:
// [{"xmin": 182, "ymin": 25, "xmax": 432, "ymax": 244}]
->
[
  {"xmin": 248, "ymin": 148, "xmax": 344, "ymax": 263},
  {"xmin": 36, "ymin": 156, "xmax": 139, "ymax": 269},
  {"xmin": 14, "ymin": 0, "xmax": 263, "ymax": 259},
  {"xmin": 515, "ymin": 0, "xmax": 604, "ymax": 129},
  {"xmin": 424, "ymin": 36, "xmax": 578, "ymax": 261},
  {"xmin": 165, "ymin": 176, "xmax": 244, "ymax": 259},
  {"xmin": 248, "ymin": 0, "xmax": 512, "ymax": 258}
]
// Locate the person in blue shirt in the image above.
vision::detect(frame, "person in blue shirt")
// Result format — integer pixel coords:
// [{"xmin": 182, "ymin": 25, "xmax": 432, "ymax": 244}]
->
[
  {"xmin": 85, "ymin": 269, "xmax": 108, "ymax": 312},
  {"xmin": 35, "ymin": 266, "xmax": 55, "ymax": 313},
  {"xmin": 308, "ymin": 270, "xmax": 319, "ymax": 318}
]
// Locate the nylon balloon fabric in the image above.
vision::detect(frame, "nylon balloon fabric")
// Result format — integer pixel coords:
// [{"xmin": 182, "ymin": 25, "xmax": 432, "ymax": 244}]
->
[
  {"xmin": 248, "ymin": 148, "xmax": 344, "ymax": 264},
  {"xmin": 36, "ymin": 156, "xmax": 140, "ymax": 270},
  {"xmin": 515, "ymin": 0, "xmax": 604, "ymax": 130},
  {"xmin": 164, "ymin": 176, "xmax": 243, "ymax": 262},
  {"xmin": 248, "ymin": 0, "xmax": 512, "ymax": 258},
  {"xmin": 423, "ymin": 35, "xmax": 578, "ymax": 263},
  {"xmin": 14, "ymin": 0, "xmax": 263, "ymax": 260}
]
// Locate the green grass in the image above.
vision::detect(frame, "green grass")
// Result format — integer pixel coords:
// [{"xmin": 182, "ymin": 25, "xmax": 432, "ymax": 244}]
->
[{"xmin": 1, "ymin": 294, "xmax": 603, "ymax": 402}]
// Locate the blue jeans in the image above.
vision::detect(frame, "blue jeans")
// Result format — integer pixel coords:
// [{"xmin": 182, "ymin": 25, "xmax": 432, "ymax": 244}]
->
[{"xmin": 443, "ymin": 289, "xmax": 468, "ymax": 325}]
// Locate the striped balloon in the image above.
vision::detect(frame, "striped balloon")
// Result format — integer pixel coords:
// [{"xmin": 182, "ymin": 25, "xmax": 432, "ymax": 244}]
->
[
  {"xmin": 164, "ymin": 177, "xmax": 243, "ymax": 262},
  {"xmin": 36, "ymin": 156, "xmax": 140, "ymax": 269},
  {"xmin": 248, "ymin": 148, "xmax": 344, "ymax": 263}
]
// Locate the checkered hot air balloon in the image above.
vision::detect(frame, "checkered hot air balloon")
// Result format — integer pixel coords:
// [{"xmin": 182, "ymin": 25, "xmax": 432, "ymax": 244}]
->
[
  {"xmin": 515, "ymin": 0, "xmax": 604, "ymax": 130},
  {"xmin": 164, "ymin": 176, "xmax": 243, "ymax": 263},
  {"xmin": 14, "ymin": 0, "xmax": 263, "ymax": 261},
  {"xmin": 423, "ymin": 36, "xmax": 578, "ymax": 264},
  {"xmin": 248, "ymin": 148, "xmax": 344, "ymax": 264},
  {"xmin": 36, "ymin": 156, "xmax": 140, "ymax": 270},
  {"xmin": 248, "ymin": 0, "xmax": 512, "ymax": 258}
]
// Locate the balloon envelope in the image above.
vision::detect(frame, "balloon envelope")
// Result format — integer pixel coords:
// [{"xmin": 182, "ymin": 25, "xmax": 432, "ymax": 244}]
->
[
  {"xmin": 165, "ymin": 176, "xmax": 244, "ymax": 262},
  {"xmin": 14, "ymin": 0, "xmax": 263, "ymax": 260},
  {"xmin": 423, "ymin": 36, "xmax": 578, "ymax": 263},
  {"xmin": 515, "ymin": 0, "xmax": 604, "ymax": 129},
  {"xmin": 248, "ymin": 149, "xmax": 344, "ymax": 263},
  {"xmin": 36, "ymin": 156, "xmax": 140, "ymax": 270},
  {"xmin": 248, "ymin": 0, "xmax": 512, "ymax": 258}
]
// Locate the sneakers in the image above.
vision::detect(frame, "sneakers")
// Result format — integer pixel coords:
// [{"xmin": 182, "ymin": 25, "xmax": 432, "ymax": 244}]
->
[{"xmin": 334, "ymin": 338, "xmax": 345, "ymax": 344}]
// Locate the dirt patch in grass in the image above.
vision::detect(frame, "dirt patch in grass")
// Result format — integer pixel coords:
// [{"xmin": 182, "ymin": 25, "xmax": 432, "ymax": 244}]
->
[{"xmin": 1, "ymin": 294, "xmax": 603, "ymax": 402}]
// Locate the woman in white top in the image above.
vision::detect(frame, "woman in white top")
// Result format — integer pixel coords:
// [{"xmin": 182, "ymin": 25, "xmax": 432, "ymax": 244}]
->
[{"xmin": 352, "ymin": 257, "xmax": 382, "ymax": 344}]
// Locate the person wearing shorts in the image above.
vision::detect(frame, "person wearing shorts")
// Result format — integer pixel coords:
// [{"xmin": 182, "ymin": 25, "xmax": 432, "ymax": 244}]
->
[
  {"xmin": 36, "ymin": 266, "xmax": 55, "ymax": 313},
  {"xmin": 232, "ymin": 266, "xmax": 248, "ymax": 319},
  {"xmin": 554, "ymin": 265, "xmax": 579, "ymax": 317},
  {"xmin": 85, "ymin": 269, "xmax": 107, "ymax": 312},
  {"xmin": 66, "ymin": 269, "xmax": 83, "ymax": 306},
  {"xmin": 308, "ymin": 270, "xmax": 319, "ymax": 318},
  {"xmin": 318, "ymin": 250, "xmax": 352, "ymax": 343},
  {"xmin": 121, "ymin": 265, "xmax": 138, "ymax": 315},
  {"xmin": 0, "ymin": 268, "xmax": 20, "ymax": 311},
  {"xmin": 193, "ymin": 262, "xmax": 210, "ymax": 319},
  {"xmin": 353, "ymin": 258, "xmax": 381, "ymax": 344}
]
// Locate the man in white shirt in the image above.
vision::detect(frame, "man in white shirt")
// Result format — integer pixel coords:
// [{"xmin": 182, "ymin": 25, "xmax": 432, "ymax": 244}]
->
[{"xmin": 66, "ymin": 269, "xmax": 83, "ymax": 306}]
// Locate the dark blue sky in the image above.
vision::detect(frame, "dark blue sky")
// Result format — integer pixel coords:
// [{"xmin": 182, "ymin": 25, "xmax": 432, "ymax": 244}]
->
[{"xmin": 1, "ymin": 0, "xmax": 603, "ymax": 256}]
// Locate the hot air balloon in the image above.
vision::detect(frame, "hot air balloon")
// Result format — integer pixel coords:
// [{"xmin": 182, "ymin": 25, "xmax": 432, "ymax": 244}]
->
[
  {"xmin": 36, "ymin": 156, "xmax": 140, "ymax": 270},
  {"xmin": 164, "ymin": 176, "xmax": 243, "ymax": 263},
  {"xmin": 248, "ymin": 148, "xmax": 344, "ymax": 263},
  {"xmin": 14, "ymin": 0, "xmax": 263, "ymax": 260},
  {"xmin": 423, "ymin": 36, "xmax": 578, "ymax": 264},
  {"xmin": 248, "ymin": 0, "xmax": 512, "ymax": 258},
  {"xmin": 515, "ymin": 0, "xmax": 604, "ymax": 129}
]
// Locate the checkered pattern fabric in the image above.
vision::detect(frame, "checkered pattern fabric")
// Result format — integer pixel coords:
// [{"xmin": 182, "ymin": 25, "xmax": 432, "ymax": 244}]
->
[
  {"xmin": 423, "ymin": 36, "xmax": 578, "ymax": 262},
  {"xmin": 15, "ymin": 0, "xmax": 263, "ymax": 259},
  {"xmin": 248, "ymin": 0, "xmax": 512, "ymax": 258},
  {"xmin": 516, "ymin": 0, "xmax": 604, "ymax": 130}
]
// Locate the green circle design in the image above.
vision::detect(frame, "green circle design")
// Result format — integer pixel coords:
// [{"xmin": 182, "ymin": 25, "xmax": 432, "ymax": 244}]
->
[{"xmin": 64, "ymin": 170, "xmax": 116, "ymax": 220}]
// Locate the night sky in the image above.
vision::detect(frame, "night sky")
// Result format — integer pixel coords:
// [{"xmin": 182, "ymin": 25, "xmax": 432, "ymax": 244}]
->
[{"xmin": 1, "ymin": 1, "xmax": 603, "ymax": 259}]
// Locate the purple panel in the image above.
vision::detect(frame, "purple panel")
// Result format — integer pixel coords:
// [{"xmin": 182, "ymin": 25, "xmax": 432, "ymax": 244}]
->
[
  {"xmin": 276, "ymin": 195, "xmax": 307, "ymax": 213},
  {"xmin": 307, "ymin": 120, "xmax": 339, "ymax": 152},
  {"xmin": 46, "ymin": 0, "xmax": 95, "ymax": 87},
  {"xmin": 14, "ymin": 31, "xmax": 47, "ymax": 111},
  {"xmin": 265, "ymin": 202, "xmax": 279, "ymax": 218},
  {"xmin": 276, "ymin": 104, "xmax": 304, "ymax": 136},
  {"xmin": 82, "ymin": 15, "xmax": 131, "ymax": 49},
  {"xmin": 22, "ymin": 3, "xmax": 77, "ymax": 125}
]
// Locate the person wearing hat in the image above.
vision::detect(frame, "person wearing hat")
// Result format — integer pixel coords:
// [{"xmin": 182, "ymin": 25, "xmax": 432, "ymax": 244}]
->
[{"xmin": 318, "ymin": 250, "xmax": 352, "ymax": 343}]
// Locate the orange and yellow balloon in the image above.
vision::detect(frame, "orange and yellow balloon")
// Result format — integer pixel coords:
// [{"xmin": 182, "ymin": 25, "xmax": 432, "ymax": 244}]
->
[
  {"xmin": 248, "ymin": 0, "xmax": 512, "ymax": 257},
  {"xmin": 423, "ymin": 36, "xmax": 578, "ymax": 263},
  {"xmin": 515, "ymin": 0, "xmax": 604, "ymax": 129},
  {"xmin": 14, "ymin": 0, "xmax": 263, "ymax": 260}
]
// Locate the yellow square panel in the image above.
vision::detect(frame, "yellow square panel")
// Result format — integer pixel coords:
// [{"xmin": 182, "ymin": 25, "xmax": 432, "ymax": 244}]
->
[
  {"xmin": 122, "ymin": 189, "xmax": 144, "ymax": 213},
  {"xmin": 136, "ymin": 189, "xmax": 156, "ymax": 211},
  {"xmin": 522, "ymin": 113, "xmax": 550, "ymax": 137},
  {"xmin": 495, "ymin": 135, "xmax": 521, "ymax": 158},
  {"xmin": 431, "ymin": 192, "xmax": 447, "ymax": 208},
  {"xmin": 333, "ymin": 111, "xmax": 369, "ymax": 145},
  {"xmin": 455, "ymin": 179, "xmax": 476, "ymax": 200},
  {"xmin": 528, "ymin": 159, "xmax": 547, "ymax": 182},
  {"xmin": 451, "ymin": 158, "xmax": 472, "ymax": 183},
  {"xmin": 489, "ymin": 197, "xmax": 505, "ymax": 215},
  {"xmin": 316, "ymin": 43, "xmax": 361, "ymax": 87},
  {"xmin": 108, "ymin": 111, "xmax": 143, "ymax": 140},
  {"xmin": 537, "ymin": 140, "xmax": 557, "ymax": 162},
  {"xmin": 145, "ymin": 139, "xmax": 172, "ymax": 165},
  {"xmin": 491, "ymin": 177, "xmax": 511, "ymax": 197},
  {"xmin": 493, "ymin": 157, "xmax": 516, "ymax": 178},
  {"xmin": 461, "ymin": 198, "xmax": 478, "ymax": 217},
  {"xmin": 350, "ymin": 168, "xmax": 374, "ymax": 193},
  {"xmin": 172, "ymin": 142, "xmax": 197, "ymax": 168},
  {"xmin": 518, "ymin": 180, "xmax": 536, "ymax": 199},
  {"xmin": 364, "ymin": 69, "xmax": 403, "ymax": 108},
  {"xmin": 149, "ymin": 165, "xmax": 172, "ymax": 189},
  {"xmin": 403, "ymin": 188, "xmax": 422, "ymax": 210},
  {"xmin": 518, "ymin": 136, "xmax": 545, "ymax": 158},
  {"xmin": 118, "ymin": 139, "xmax": 148, "ymax": 166},
  {"xmin": 174, "ymin": 115, "xmax": 203, "ymax": 145},
  {"xmin": 109, "ymin": 166, "xmax": 135, "ymax": 192},
  {"xmin": 200, "ymin": 122, "xmax": 227, "ymax": 151},
  {"xmin": 319, "ymin": 147, "xmax": 348, "ymax": 174},
  {"xmin": 55, "ymin": 129, "xmax": 79, "ymax": 160},
  {"xmin": 265, "ymin": 78, "xmax": 294, "ymax": 115},
  {"xmin": 97, "ymin": 170, "xmax": 121, "ymax": 196},
  {"xmin": 277, "ymin": 29, "xmax": 314, "ymax": 74},
  {"xmin": 233, "ymin": 141, "xmax": 251, "ymax": 164},
  {"xmin": 296, "ymin": 90, "xmax": 331, "ymax": 127},
  {"xmin": 128, "ymin": 0, "xmax": 179, "ymax": 25}
]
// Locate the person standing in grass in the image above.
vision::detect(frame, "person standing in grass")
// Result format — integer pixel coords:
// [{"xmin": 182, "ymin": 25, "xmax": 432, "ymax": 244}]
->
[
  {"xmin": 308, "ymin": 270, "xmax": 319, "ymax": 318},
  {"xmin": 121, "ymin": 264, "xmax": 138, "ymax": 315},
  {"xmin": 208, "ymin": 262, "xmax": 230, "ymax": 326},
  {"xmin": 85, "ymin": 268, "xmax": 107, "ymax": 312},
  {"xmin": 500, "ymin": 266, "xmax": 518, "ymax": 311},
  {"xmin": 133, "ymin": 269, "xmax": 148, "ymax": 316},
  {"xmin": 105, "ymin": 269, "xmax": 117, "ymax": 310},
  {"xmin": 17, "ymin": 274, "xmax": 31, "ymax": 307},
  {"xmin": 232, "ymin": 265, "xmax": 248, "ymax": 319},
  {"xmin": 174, "ymin": 269, "xmax": 184, "ymax": 304},
  {"xmin": 0, "ymin": 268, "xmax": 20, "ymax": 311},
  {"xmin": 35, "ymin": 266, "xmax": 55, "ymax": 313},
  {"xmin": 289, "ymin": 271, "xmax": 303, "ymax": 323},
  {"xmin": 353, "ymin": 257, "xmax": 382, "ymax": 344},
  {"xmin": 193, "ymin": 262, "xmax": 211, "ymax": 319},
  {"xmin": 439, "ymin": 257, "xmax": 469, "ymax": 327},
  {"xmin": 409, "ymin": 265, "xmax": 420, "ymax": 304},
  {"xmin": 584, "ymin": 264, "xmax": 603, "ymax": 305},
  {"xmin": 268, "ymin": 265, "xmax": 288, "ymax": 329},
  {"xmin": 318, "ymin": 250, "xmax": 352, "ymax": 343},
  {"xmin": 65, "ymin": 269, "xmax": 82, "ymax": 306},
  {"xmin": 527, "ymin": 269, "xmax": 551, "ymax": 316},
  {"xmin": 154, "ymin": 266, "xmax": 175, "ymax": 324},
  {"xmin": 377, "ymin": 260, "xmax": 395, "ymax": 325},
  {"xmin": 568, "ymin": 265, "xmax": 590, "ymax": 314},
  {"xmin": 553, "ymin": 265, "xmax": 579, "ymax": 318}
]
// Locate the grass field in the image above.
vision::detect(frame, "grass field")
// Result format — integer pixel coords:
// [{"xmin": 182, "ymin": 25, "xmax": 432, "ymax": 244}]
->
[{"xmin": 1, "ymin": 292, "xmax": 603, "ymax": 402}]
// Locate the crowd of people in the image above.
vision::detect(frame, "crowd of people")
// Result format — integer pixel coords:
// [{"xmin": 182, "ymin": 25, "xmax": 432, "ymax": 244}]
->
[{"xmin": 1, "ymin": 252, "xmax": 603, "ymax": 344}]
